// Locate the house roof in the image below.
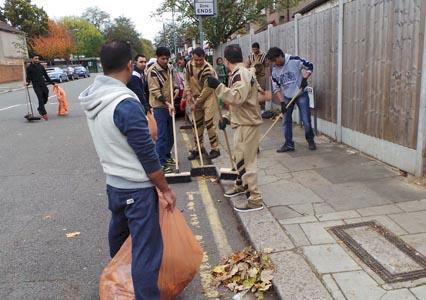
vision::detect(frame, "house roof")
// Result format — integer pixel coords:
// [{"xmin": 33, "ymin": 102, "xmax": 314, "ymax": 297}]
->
[
  {"xmin": 0, "ymin": 21, "xmax": 22, "ymax": 34},
  {"xmin": 294, "ymin": 0, "xmax": 331, "ymax": 16}
]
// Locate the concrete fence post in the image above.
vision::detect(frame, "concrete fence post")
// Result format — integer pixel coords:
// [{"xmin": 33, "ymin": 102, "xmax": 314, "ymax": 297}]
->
[
  {"xmin": 416, "ymin": 13, "xmax": 426, "ymax": 177},
  {"xmin": 249, "ymin": 28, "xmax": 254, "ymax": 48},
  {"xmin": 336, "ymin": 0, "xmax": 344, "ymax": 142}
]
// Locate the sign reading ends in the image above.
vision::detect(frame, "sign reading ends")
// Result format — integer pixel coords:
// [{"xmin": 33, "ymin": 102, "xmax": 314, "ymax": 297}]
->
[{"xmin": 194, "ymin": 0, "xmax": 216, "ymax": 16}]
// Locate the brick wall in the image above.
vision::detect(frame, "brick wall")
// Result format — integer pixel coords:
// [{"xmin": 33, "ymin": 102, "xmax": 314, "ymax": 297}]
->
[{"xmin": 0, "ymin": 64, "xmax": 23, "ymax": 84}]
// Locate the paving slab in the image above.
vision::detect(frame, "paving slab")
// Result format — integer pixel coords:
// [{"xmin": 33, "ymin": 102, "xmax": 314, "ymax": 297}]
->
[
  {"xmin": 236, "ymin": 207, "xmax": 294, "ymax": 252},
  {"xmin": 280, "ymin": 155, "xmax": 337, "ymax": 172},
  {"xmin": 389, "ymin": 211, "xmax": 426, "ymax": 234},
  {"xmin": 283, "ymin": 224, "xmax": 311, "ymax": 247},
  {"xmin": 291, "ymin": 170, "xmax": 334, "ymax": 189},
  {"xmin": 400, "ymin": 233, "xmax": 426, "ymax": 256},
  {"xmin": 288, "ymin": 202, "xmax": 335, "ymax": 216},
  {"xmin": 303, "ymin": 244, "xmax": 361, "ymax": 273},
  {"xmin": 270, "ymin": 251, "xmax": 332, "ymax": 300},
  {"xmin": 300, "ymin": 220, "xmax": 344, "ymax": 244},
  {"xmin": 332, "ymin": 271, "xmax": 386, "ymax": 300},
  {"xmin": 269, "ymin": 206, "xmax": 302, "ymax": 220},
  {"xmin": 316, "ymin": 161, "xmax": 396, "ymax": 184},
  {"xmin": 356, "ymin": 204, "xmax": 403, "ymax": 217},
  {"xmin": 317, "ymin": 210, "xmax": 361, "ymax": 221},
  {"xmin": 410, "ymin": 285, "xmax": 426, "ymax": 299},
  {"xmin": 344, "ymin": 216, "xmax": 407, "ymax": 236},
  {"xmin": 279, "ymin": 215, "xmax": 318, "ymax": 225},
  {"xmin": 322, "ymin": 274, "xmax": 346, "ymax": 300},
  {"xmin": 396, "ymin": 199, "xmax": 426, "ymax": 212},
  {"xmin": 262, "ymin": 180, "xmax": 323, "ymax": 207},
  {"xmin": 364, "ymin": 178, "xmax": 426, "ymax": 204},
  {"xmin": 381, "ymin": 289, "xmax": 417, "ymax": 300},
  {"xmin": 312, "ymin": 182, "xmax": 392, "ymax": 211}
]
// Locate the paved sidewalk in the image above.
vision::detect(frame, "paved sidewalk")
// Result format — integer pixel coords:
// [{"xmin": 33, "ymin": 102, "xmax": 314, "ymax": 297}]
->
[{"xmin": 214, "ymin": 117, "xmax": 426, "ymax": 299}]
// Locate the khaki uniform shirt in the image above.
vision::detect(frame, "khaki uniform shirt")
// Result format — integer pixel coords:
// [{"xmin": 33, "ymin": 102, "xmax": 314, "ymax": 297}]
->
[
  {"xmin": 147, "ymin": 62, "xmax": 174, "ymax": 109},
  {"xmin": 247, "ymin": 51, "xmax": 268, "ymax": 77},
  {"xmin": 184, "ymin": 60, "xmax": 216, "ymax": 106},
  {"xmin": 215, "ymin": 63, "xmax": 262, "ymax": 127}
]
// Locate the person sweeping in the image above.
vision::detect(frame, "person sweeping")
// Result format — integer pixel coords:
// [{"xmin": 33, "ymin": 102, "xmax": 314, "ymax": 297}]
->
[
  {"xmin": 184, "ymin": 47, "xmax": 221, "ymax": 161},
  {"xmin": 207, "ymin": 44, "xmax": 264, "ymax": 212}
]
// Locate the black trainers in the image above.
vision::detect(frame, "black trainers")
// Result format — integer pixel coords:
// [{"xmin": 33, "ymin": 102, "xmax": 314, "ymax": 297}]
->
[
  {"xmin": 233, "ymin": 201, "xmax": 264, "ymax": 212},
  {"xmin": 187, "ymin": 150, "xmax": 199, "ymax": 161},
  {"xmin": 224, "ymin": 185, "xmax": 246, "ymax": 198},
  {"xmin": 208, "ymin": 149, "xmax": 220, "ymax": 159},
  {"xmin": 277, "ymin": 144, "xmax": 295, "ymax": 153},
  {"xmin": 308, "ymin": 140, "xmax": 316, "ymax": 150}
]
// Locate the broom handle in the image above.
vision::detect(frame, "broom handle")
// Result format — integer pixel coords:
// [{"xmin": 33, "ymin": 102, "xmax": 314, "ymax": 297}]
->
[
  {"xmin": 214, "ymin": 98, "xmax": 237, "ymax": 171},
  {"xmin": 191, "ymin": 109, "xmax": 205, "ymax": 167},
  {"xmin": 259, "ymin": 88, "xmax": 302, "ymax": 144},
  {"xmin": 169, "ymin": 68, "xmax": 180, "ymax": 173},
  {"xmin": 26, "ymin": 86, "xmax": 34, "ymax": 115}
]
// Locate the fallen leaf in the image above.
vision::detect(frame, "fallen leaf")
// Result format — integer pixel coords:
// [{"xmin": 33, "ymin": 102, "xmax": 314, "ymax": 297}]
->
[{"xmin": 66, "ymin": 231, "xmax": 80, "ymax": 238}]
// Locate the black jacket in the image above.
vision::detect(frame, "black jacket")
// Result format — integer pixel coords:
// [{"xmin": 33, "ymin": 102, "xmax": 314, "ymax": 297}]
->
[
  {"xmin": 26, "ymin": 63, "xmax": 53, "ymax": 87},
  {"xmin": 127, "ymin": 66, "xmax": 150, "ymax": 113}
]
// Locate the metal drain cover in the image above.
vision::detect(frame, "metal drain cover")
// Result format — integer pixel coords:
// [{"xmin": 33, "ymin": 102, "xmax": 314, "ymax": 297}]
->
[{"xmin": 330, "ymin": 221, "xmax": 426, "ymax": 283}]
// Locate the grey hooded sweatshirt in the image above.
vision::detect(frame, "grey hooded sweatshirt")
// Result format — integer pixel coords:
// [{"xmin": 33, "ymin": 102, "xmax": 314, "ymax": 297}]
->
[{"xmin": 79, "ymin": 75, "xmax": 155, "ymax": 189}]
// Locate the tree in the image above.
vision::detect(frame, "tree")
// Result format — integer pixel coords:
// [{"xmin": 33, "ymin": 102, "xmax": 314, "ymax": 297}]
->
[
  {"xmin": 32, "ymin": 20, "xmax": 76, "ymax": 63},
  {"xmin": 140, "ymin": 38, "xmax": 155, "ymax": 58},
  {"xmin": 155, "ymin": 0, "xmax": 301, "ymax": 48},
  {"xmin": 1, "ymin": 0, "xmax": 48, "ymax": 39},
  {"xmin": 105, "ymin": 16, "xmax": 143, "ymax": 55},
  {"xmin": 61, "ymin": 17, "xmax": 104, "ymax": 57},
  {"xmin": 154, "ymin": 22, "xmax": 195, "ymax": 54},
  {"xmin": 82, "ymin": 6, "xmax": 111, "ymax": 33}
]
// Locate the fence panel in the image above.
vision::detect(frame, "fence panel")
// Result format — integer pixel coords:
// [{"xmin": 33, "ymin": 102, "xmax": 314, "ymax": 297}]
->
[
  {"xmin": 298, "ymin": 7, "xmax": 339, "ymax": 123},
  {"xmin": 270, "ymin": 22, "xmax": 295, "ymax": 54},
  {"xmin": 341, "ymin": 0, "xmax": 423, "ymax": 149}
]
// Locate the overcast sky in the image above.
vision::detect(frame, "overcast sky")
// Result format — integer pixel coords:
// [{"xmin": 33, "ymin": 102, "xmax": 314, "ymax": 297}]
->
[{"xmin": 1, "ymin": 0, "xmax": 169, "ymax": 42}]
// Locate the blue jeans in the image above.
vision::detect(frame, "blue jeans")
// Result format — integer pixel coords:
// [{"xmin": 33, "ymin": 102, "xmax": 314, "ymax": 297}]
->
[
  {"xmin": 282, "ymin": 91, "xmax": 314, "ymax": 148},
  {"xmin": 153, "ymin": 108, "xmax": 174, "ymax": 166},
  {"xmin": 107, "ymin": 185, "xmax": 162, "ymax": 300}
]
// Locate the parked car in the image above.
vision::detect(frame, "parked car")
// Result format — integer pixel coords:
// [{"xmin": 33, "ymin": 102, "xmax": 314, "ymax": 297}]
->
[
  {"xmin": 74, "ymin": 66, "xmax": 90, "ymax": 78},
  {"xmin": 62, "ymin": 66, "xmax": 79, "ymax": 80},
  {"xmin": 46, "ymin": 67, "xmax": 69, "ymax": 83}
]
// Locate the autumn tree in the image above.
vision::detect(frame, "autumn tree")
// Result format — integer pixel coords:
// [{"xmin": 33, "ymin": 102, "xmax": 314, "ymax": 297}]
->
[
  {"xmin": 155, "ymin": 0, "xmax": 301, "ymax": 47},
  {"xmin": 81, "ymin": 6, "xmax": 111, "ymax": 33},
  {"xmin": 140, "ymin": 38, "xmax": 155, "ymax": 58},
  {"xmin": 61, "ymin": 17, "xmax": 104, "ymax": 57},
  {"xmin": 32, "ymin": 20, "xmax": 76, "ymax": 63},
  {"xmin": 0, "ymin": 0, "xmax": 48, "ymax": 53},
  {"xmin": 105, "ymin": 16, "xmax": 143, "ymax": 55}
]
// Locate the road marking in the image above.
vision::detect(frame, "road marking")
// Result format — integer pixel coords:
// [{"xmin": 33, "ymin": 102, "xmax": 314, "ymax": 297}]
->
[
  {"xmin": 0, "ymin": 96, "xmax": 57, "ymax": 111},
  {"xmin": 186, "ymin": 191, "xmax": 220, "ymax": 298},
  {"xmin": 0, "ymin": 104, "xmax": 22, "ymax": 111},
  {"xmin": 181, "ymin": 130, "xmax": 232, "ymax": 258}
]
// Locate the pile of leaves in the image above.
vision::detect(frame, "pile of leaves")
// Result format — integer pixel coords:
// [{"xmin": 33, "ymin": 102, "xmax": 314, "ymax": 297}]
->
[{"xmin": 211, "ymin": 247, "xmax": 275, "ymax": 299}]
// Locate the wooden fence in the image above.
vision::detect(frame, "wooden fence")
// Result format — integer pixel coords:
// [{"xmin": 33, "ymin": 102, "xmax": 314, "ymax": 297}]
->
[{"xmin": 213, "ymin": 0, "xmax": 426, "ymax": 176}]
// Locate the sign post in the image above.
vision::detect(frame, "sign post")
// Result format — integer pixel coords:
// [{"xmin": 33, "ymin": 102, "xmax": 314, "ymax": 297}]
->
[{"xmin": 194, "ymin": 0, "xmax": 216, "ymax": 47}]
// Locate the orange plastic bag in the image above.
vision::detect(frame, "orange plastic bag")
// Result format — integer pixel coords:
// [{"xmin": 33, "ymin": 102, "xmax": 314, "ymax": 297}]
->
[
  {"xmin": 52, "ymin": 85, "xmax": 69, "ymax": 116},
  {"xmin": 99, "ymin": 198, "xmax": 203, "ymax": 300}
]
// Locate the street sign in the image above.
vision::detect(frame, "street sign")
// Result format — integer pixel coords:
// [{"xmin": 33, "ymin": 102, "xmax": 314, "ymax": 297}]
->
[{"xmin": 194, "ymin": 0, "xmax": 216, "ymax": 16}]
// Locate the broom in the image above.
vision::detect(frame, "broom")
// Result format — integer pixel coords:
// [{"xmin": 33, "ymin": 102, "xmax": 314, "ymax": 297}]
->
[
  {"xmin": 214, "ymin": 98, "xmax": 239, "ymax": 181},
  {"xmin": 24, "ymin": 86, "xmax": 41, "ymax": 122},
  {"xmin": 165, "ymin": 68, "xmax": 191, "ymax": 184},
  {"xmin": 189, "ymin": 108, "xmax": 218, "ymax": 177}
]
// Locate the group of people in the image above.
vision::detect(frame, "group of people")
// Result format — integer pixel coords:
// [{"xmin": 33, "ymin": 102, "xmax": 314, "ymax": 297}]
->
[{"xmin": 79, "ymin": 39, "xmax": 315, "ymax": 299}]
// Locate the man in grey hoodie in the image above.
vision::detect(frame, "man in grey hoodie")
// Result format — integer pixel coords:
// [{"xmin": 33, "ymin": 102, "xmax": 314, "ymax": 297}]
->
[{"xmin": 79, "ymin": 40, "xmax": 176, "ymax": 300}]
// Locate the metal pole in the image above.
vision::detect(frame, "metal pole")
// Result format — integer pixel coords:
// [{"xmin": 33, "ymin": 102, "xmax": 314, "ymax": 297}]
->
[
  {"xmin": 172, "ymin": 5, "xmax": 177, "ymax": 56},
  {"xmin": 199, "ymin": 16, "xmax": 204, "ymax": 47},
  {"xmin": 416, "ymin": 12, "xmax": 426, "ymax": 177},
  {"xmin": 336, "ymin": 0, "xmax": 344, "ymax": 142},
  {"xmin": 294, "ymin": 13, "xmax": 301, "ymax": 55}
]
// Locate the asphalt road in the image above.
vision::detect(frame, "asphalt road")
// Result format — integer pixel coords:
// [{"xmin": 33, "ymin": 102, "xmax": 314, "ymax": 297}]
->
[{"xmin": 0, "ymin": 77, "xmax": 275, "ymax": 299}]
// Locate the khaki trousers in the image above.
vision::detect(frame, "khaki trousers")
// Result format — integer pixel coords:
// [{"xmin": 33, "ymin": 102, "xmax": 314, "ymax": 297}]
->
[
  {"xmin": 233, "ymin": 125, "xmax": 262, "ymax": 203},
  {"xmin": 192, "ymin": 97, "xmax": 219, "ymax": 151}
]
